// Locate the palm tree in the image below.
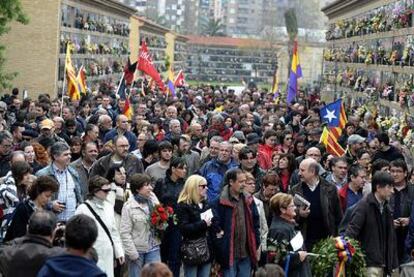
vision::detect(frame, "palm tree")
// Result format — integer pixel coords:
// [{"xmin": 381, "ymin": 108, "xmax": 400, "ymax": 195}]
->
[{"xmin": 202, "ymin": 18, "xmax": 226, "ymax": 37}]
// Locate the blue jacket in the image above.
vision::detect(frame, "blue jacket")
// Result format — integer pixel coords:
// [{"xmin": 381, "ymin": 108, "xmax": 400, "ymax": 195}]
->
[
  {"xmin": 103, "ymin": 129, "xmax": 137, "ymax": 151},
  {"xmin": 37, "ymin": 254, "xmax": 106, "ymax": 277},
  {"xmin": 36, "ymin": 164, "xmax": 83, "ymax": 204},
  {"xmin": 211, "ymin": 186, "xmax": 260, "ymax": 269},
  {"xmin": 198, "ymin": 158, "xmax": 238, "ymax": 203}
]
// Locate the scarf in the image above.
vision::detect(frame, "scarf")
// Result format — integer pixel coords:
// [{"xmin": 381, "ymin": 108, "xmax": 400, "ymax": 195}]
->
[{"xmin": 134, "ymin": 194, "xmax": 154, "ymax": 212}]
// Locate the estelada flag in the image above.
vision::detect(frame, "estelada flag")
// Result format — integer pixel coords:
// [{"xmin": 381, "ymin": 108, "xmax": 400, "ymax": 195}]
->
[
  {"xmin": 65, "ymin": 43, "xmax": 81, "ymax": 101},
  {"xmin": 137, "ymin": 41, "xmax": 165, "ymax": 91},
  {"xmin": 174, "ymin": 70, "xmax": 185, "ymax": 87},
  {"xmin": 320, "ymin": 127, "xmax": 346, "ymax": 156},
  {"xmin": 77, "ymin": 65, "xmax": 87, "ymax": 95},
  {"xmin": 320, "ymin": 99, "xmax": 347, "ymax": 139}
]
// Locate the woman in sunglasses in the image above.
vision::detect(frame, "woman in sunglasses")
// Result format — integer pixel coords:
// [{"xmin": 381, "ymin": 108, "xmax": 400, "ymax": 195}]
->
[
  {"xmin": 75, "ymin": 176, "xmax": 125, "ymax": 277},
  {"xmin": 176, "ymin": 175, "xmax": 212, "ymax": 277}
]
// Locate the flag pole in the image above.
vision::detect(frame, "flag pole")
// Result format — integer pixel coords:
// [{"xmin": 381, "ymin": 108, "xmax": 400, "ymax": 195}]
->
[
  {"xmin": 60, "ymin": 43, "xmax": 69, "ymax": 117},
  {"xmin": 115, "ymin": 72, "xmax": 125, "ymax": 97}
]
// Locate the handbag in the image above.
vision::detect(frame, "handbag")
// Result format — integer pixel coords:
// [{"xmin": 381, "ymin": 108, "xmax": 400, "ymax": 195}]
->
[
  {"xmin": 180, "ymin": 236, "xmax": 210, "ymax": 266},
  {"xmin": 84, "ymin": 202, "xmax": 115, "ymax": 255}
]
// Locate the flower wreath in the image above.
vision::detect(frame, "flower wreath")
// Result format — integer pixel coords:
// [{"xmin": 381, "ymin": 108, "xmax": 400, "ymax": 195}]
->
[{"xmin": 311, "ymin": 236, "xmax": 366, "ymax": 277}]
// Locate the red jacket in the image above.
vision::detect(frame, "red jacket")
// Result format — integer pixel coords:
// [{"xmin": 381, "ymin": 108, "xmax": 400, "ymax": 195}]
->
[
  {"xmin": 257, "ymin": 144, "xmax": 274, "ymax": 170},
  {"xmin": 338, "ymin": 183, "xmax": 350, "ymax": 213}
]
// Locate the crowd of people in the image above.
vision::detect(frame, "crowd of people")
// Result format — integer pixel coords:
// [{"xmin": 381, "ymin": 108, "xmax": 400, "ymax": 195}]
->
[{"xmin": 0, "ymin": 85, "xmax": 413, "ymax": 277}]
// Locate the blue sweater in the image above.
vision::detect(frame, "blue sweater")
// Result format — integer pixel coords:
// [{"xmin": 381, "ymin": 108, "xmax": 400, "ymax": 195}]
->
[{"xmin": 37, "ymin": 254, "xmax": 106, "ymax": 277}]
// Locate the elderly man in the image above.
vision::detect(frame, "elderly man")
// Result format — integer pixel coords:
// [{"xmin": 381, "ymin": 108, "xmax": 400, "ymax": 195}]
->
[
  {"xmin": 290, "ymin": 146, "xmax": 328, "ymax": 185},
  {"xmin": 208, "ymin": 114, "xmax": 233, "ymax": 141},
  {"xmin": 104, "ymin": 114, "xmax": 137, "ymax": 151},
  {"xmin": 36, "ymin": 142, "xmax": 83, "ymax": 222},
  {"xmin": 199, "ymin": 141, "xmax": 238, "ymax": 203},
  {"xmin": 165, "ymin": 119, "xmax": 182, "ymax": 142},
  {"xmin": 98, "ymin": 114, "xmax": 112, "ymax": 141},
  {"xmin": 291, "ymin": 158, "xmax": 342, "ymax": 251}
]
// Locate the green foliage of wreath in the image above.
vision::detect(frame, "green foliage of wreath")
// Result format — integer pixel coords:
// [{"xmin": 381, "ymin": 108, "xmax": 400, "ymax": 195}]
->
[{"xmin": 311, "ymin": 237, "xmax": 366, "ymax": 277}]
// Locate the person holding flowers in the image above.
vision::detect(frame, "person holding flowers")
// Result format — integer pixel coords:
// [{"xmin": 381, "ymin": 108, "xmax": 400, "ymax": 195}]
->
[
  {"xmin": 177, "ymin": 175, "xmax": 212, "ymax": 277},
  {"xmin": 120, "ymin": 173, "xmax": 161, "ymax": 277},
  {"xmin": 154, "ymin": 156, "xmax": 188, "ymax": 277}
]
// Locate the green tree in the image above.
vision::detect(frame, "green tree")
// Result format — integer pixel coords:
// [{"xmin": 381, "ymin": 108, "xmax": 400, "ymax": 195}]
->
[
  {"xmin": 0, "ymin": 0, "xmax": 29, "ymax": 89},
  {"xmin": 202, "ymin": 18, "xmax": 225, "ymax": 37}
]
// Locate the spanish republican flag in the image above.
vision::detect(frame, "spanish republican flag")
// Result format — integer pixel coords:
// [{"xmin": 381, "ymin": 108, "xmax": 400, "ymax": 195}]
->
[
  {"xmin": 167, "ymin": 67, "xmax": 176, "ymax": 97},
  {"xmin": 65, "ymin": 43, "xmax": 81, "ymax": 101},
  {"xmin": 287, "ymin": 39, "xmax": 302, "ymax": 104},
  {"xmin": 77, "ymin": 65, "xmax": 87, "ymax": 95}
]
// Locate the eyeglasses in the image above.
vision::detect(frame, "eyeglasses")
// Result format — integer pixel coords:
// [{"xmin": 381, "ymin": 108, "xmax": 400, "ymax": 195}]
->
[{"xmin": 199, "ymin": 184, "xmax": 207, "ymax": 189}]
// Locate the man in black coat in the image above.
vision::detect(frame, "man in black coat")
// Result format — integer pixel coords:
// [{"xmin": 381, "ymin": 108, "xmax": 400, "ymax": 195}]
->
[
  {"xmin": 345, "ymin": 171, "xmax": 398, "ymax": 276},
  {"xmin": 290, "ymin": 158, "xmax": 342, "ymax": 251},
  {"xmin": 0, "ymin": 211, "xmax": 65, "ymax": 277}
]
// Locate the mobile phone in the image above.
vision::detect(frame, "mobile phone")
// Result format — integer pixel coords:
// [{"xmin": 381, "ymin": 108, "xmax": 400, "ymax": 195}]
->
[{"xmin": 59, "ymin": 201, "xmax": 66, "ymax": 207}]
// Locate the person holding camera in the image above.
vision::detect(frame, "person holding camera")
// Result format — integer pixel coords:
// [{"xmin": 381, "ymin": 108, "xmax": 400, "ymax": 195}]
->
[{"xmin": 0, "ymin": 211, "xmax": 65, "ymax": 276}]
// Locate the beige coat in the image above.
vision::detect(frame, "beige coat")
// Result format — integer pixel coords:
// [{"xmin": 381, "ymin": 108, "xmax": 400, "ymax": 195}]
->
[
  {"xmin": 120, "ymin": 192, "xmax": 161, "ymax": 261},
  {"xmin": 75, "ymin": 198, "xmax": 124, "ymax": 277}
]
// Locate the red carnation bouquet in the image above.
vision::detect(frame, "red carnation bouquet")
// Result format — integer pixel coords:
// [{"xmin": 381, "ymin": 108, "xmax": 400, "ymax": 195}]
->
[{"xmin": 150, "ymin": 204, "xmax": 176, "ymax": 232}]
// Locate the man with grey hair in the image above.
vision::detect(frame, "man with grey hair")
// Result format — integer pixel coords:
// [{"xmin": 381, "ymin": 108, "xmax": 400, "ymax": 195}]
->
[
  {"xmin": 98, "ymin": 114, "xmax": 112, "ymax": 141},
  {"xmin": 291, "ymin": 158, "xmax": 342, "ymax": 251},
  {"xmin": 199, "ymin": 141, "xmax": 238, "ymax": 203},
  {"xmin": 36, "ymin": 142, "xmax": 83, "ymax": 222},
  {"xmin": 0, "ymin": 211, "xmax": 65, "ymax": 276},
  {"xmin": 208, "ymin": 113, "xmax": 233, "ymax": 141},
  {"xmin": 165, "ymin": 119, "xmax": 181, "ymax": 142},
  {"xmin": 200, "ymin": 135, "xmax": 224, "ymax": 165}
]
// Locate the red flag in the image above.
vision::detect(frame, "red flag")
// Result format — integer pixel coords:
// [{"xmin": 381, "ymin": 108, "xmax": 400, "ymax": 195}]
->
[
  {"xmin": 137, "ymin": 41, "xmax": 165, "ymax": 91},
  {"xmin": 174, "ymin": 70, "xmax": 185, "ymax": 87},
  {"xmin": 124, "ymin": 58, "xmax": 137, "ymax": 86}
]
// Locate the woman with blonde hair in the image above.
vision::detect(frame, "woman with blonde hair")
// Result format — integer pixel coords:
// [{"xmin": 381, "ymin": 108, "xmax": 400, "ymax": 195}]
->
[
  {"xmin": 177, "ymin": 175, "xmax": 212, "ymax": 277},
  {"xmin": 268, "ymin": 193, "xmax": 311, "ymax": 277}
]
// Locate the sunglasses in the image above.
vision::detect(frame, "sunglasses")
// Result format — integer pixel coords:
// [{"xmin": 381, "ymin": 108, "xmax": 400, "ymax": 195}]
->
[
  {"xmin": 22, "ymin": 137, "xmax": 32, "ymax": 141},
  {"xmin": 199, "ymin": 184, "xmax": 208, "ymax": 189},
  {"xmin": 100, "ymin": 188, "xmax": 112, "ymax": 193}
]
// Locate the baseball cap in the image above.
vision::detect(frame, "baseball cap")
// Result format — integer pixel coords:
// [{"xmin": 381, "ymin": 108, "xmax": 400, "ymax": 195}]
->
[{"xmin": 40, "ymin": 119, "xmax": 54, "ymax": 130}]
